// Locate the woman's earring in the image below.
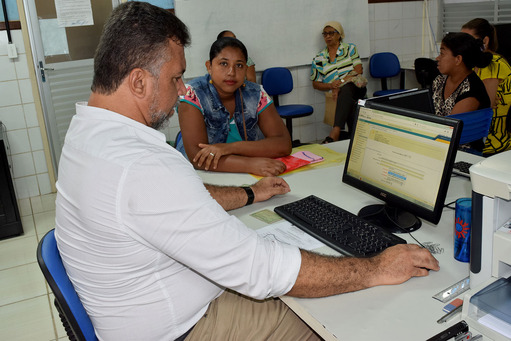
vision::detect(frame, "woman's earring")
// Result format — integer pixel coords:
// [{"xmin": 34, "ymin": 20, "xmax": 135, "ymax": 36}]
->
[
  {"xmin": 242, "ymin": 82, "xmax": 246, "ymax": 87},
  {"xmin": 209, "ymin": 79, "xmax": 213, "ymax": 84}
]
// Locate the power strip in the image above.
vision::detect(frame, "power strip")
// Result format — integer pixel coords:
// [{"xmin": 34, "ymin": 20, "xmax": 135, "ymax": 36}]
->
[{"xmin": 433, "ymin": 276, "xmax": 470, "ymax": 303}]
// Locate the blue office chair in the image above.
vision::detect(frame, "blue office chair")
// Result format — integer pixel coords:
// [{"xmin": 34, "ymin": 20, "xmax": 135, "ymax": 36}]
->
[
  {"xmin": 261, "ymin": 67, "xmax": 314, "ymax": 147},
  {"xmin": 448, "ymin": 107, "xmax": 493, "ymax": 145},
  {"xmin": 37, "ymin": 229, "xmax": 98, "ymax": 341},
  {"xmin": 174, "ymin": 130, "xmax": 182, "ymax": 148},
  {"xmin": 369, "ymin": 52, "xmax": 406, "ymax": 96}
]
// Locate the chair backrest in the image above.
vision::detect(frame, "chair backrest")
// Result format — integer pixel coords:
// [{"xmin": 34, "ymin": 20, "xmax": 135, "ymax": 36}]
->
[
  {"xmin": 369, "ymin": 52, "xmax": 401, "ymax": 79},
  {"xmin": 448, "ymin": 107, "xmax": 494, "ymax": 145},
  {"xmin": 174, "ymin": 131, "xmax": 182, "ymax": 148},
  {"xmin": 414, "ymin": 58, "xmax": 440, "ymax": 89},
  {"xmin": 261, "ymin": 67, "xmax": 293, "ymax": 98},
  {"xmin": 37, "ymin": 229, "xmax": 97, "ymax": 341}
]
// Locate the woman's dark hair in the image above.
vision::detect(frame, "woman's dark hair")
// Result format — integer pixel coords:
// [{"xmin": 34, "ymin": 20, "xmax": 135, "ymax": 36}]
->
[
  {"xmin": 209, "ymin": 37, "xmax": 248, "ymax": 63},
  {"xmin": 462, "ymin": 18, "xmax": 498, "ymax": 52},
  {"xmin": 217, "ymin": 30, "xmax": 234, "ymax": 40},
  {"xmin": 91, "ymin": 2, "xmax": 190, "ymax": 95},
  {"xmin": 442, "ymin": 32, "xmax": 493, "ymax": 69}
]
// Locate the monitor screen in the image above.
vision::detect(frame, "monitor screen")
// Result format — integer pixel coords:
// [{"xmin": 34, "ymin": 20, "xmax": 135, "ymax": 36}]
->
[
  {"xmin": 366, "ymin": 88, "xmax": 435, "ymax": 114},
  {"xmin": 495, "ymin": 23, "xmax": 511, "ymax": 64},
  {"xmin": 342, "ymin": 100, "xmax": 462, "ymax": 233}
]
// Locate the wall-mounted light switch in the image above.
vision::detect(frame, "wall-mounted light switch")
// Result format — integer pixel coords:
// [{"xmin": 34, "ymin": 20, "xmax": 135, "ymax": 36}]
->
[{"xmin": 7, "ymin": 43, "xmax": 18, "ymax": 59}]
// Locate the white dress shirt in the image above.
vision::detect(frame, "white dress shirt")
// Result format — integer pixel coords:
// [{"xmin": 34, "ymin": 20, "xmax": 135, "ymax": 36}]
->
[{"xmin": 55, "ymin": 103, "xmax": 301, "ymax": 341}]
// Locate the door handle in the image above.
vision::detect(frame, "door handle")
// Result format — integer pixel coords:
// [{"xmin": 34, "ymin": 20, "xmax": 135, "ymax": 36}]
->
[{"xmin": 38, "ymin": 61, "xmax": 54, "ymax": 82}]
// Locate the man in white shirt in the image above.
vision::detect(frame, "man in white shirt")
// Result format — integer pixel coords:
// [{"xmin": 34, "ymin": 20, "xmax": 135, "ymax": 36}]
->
[{"xmin": 55, "ymin": 2, "xmax": 440, "ymax": 341}]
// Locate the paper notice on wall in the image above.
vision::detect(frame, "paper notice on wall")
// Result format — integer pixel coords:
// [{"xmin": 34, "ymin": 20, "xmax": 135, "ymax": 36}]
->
[
  {"xmin": 55, "ymin": 0, "xmax": 94, "ymax": 27},
  {"xmin": 39, "ymin": 19, "xmax": 70, "ymax": 56},
  {"xmin": 141, "ymin": 0, "xmax": 175, "ymax": 9}
]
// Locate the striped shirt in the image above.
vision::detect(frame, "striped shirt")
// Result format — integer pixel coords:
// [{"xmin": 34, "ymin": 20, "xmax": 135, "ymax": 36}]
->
[{"xmin": 310, "ymin": 42, "xmax": 362, "ymax": 83}]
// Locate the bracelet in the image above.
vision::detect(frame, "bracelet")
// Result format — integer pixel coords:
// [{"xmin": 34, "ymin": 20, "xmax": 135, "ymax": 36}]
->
[{"xmin": 242, "ymin": 186, "xmax": 254, "ymax": 206}]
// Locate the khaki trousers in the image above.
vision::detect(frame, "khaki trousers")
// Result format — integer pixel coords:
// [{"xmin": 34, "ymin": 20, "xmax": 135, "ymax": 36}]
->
[{"xmin": 185, "ymin": 290, "xmax": 322, "ymax": 341}]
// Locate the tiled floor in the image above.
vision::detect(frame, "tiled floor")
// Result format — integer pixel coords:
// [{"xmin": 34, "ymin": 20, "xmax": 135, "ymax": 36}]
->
[{"xmin": 0, "ymin": 193, "xmax": 68, "ymax": 341}]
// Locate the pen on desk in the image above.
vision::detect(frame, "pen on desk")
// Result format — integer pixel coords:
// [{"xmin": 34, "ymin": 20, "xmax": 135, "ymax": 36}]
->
[
  {"xmin": 437, "ymin": 304, "xmax": 463, "ymax": 323},
  {"xmin": 471, "ymin": 335, "xmax": 483, "ymax": 341}
]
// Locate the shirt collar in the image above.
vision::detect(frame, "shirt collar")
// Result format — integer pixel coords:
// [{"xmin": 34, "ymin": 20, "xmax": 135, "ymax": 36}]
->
[{"xmin": 75, "ymin": 102, "xmax": 167, "ymax": 143}]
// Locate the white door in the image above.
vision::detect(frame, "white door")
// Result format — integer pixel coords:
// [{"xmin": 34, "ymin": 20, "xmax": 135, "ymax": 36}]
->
[{"xmin": 22, "ymin": 0, "xmax": 120, "ymax": 175}]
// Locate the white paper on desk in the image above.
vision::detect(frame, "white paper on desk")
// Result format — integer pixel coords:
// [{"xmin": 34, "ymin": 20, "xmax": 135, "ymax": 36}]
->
[
  {"xmin": 478, "ymin": 314, "xmax": 511, "ymax": 338},
  {"xmin": 256, "ymin": 221, "xmax": 326, "ymax": 250}
]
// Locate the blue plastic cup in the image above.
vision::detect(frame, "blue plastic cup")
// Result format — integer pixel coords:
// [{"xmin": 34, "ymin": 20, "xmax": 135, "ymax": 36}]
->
[{"xmin": 454, "ymin": 198, "xmax": 472, "ymax": 262}]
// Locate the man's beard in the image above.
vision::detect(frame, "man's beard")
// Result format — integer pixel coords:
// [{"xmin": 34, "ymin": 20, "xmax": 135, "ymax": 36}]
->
[{"xmin": 148, "ymin": 91, "xmax": 178, "ymax": 131}]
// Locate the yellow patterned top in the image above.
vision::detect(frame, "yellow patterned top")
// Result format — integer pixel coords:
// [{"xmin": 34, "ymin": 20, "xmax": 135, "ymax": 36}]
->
[{"xmin": 476, "ymin": 54, "xmax": 511, "ymax": 154}]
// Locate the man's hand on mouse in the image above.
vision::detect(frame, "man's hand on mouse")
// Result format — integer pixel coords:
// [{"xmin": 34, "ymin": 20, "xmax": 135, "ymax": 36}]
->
[{"xmin": 368, "ymin": 244, "xmax": 440, "ymax": 287}]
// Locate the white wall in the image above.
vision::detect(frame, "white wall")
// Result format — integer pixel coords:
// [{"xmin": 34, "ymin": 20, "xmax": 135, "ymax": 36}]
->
[
  {"xmin": 0, "ymin": 30, "xmax": 52, "ymax": 199},
  {"xmin": 164, "ymin": 0, "xmax": 441, "ymax": 146},
  {"xmin": 1, "ymin": 0, "xmax": 440, "ymax": 202}
]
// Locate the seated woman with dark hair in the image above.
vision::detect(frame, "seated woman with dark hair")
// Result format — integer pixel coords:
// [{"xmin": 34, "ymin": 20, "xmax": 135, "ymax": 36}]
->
[
  {"xmin": 432, "ymin": 32, "xmax": 492, "ymax": 116},
  {"xmin": 217, "ymin": 30, "xmax": 256, "ymax": 83},
  {"xmin": 462, "ymin": 18, "xmax": 511, "ymax": 155},
  {"xmin": 176, "ymin": 37, "xmax": 291, "ymax": 177}
]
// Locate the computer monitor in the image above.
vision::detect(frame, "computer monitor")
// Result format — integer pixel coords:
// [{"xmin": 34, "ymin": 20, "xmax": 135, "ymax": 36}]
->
[
  {"xmin": 494, "ymin": 23, "xmax": 511, "ymax": 64},
  {"xmin": 366, "ymin": 88, "xmax": 435, "ymax": 114},
  {"xmin": 342, "ymin": 100, "xmax": 463, "ymax": 233}
]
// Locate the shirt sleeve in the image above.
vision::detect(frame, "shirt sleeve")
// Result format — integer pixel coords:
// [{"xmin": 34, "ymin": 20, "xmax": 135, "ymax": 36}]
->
[
  {"xmin": 257, "ymin": 87, "xmax": 274, "ymax": 114},
  {"xmin": 310, "ymin": 55, "xmax": 323, "ymax": 82},
  {"xmin": 180, "ymin": 84, "xmax": 202, "ymax": 112},
  {"xmin": 348, "ymin": 43, "xmax": 362, "ymax": 67},
  {"xmin": 121, "ymin": 152, "xmax": 301, "ymax": 299},
  {"xmin": 479, "ymin": 55, "xmax": 511, "ymax": 82},
  {"xmin": 456, "ymin": 73, "xmax": 490, "ymax": 109}
]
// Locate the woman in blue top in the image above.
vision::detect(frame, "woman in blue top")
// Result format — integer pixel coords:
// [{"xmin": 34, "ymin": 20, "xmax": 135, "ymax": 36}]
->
[
  {"xmin": 217, "ymin": 30, "xmax": 256, "ymax": 83},
  {"xmin": 177, "ymin": 37, "xmax": 291, "ymax": 176}
]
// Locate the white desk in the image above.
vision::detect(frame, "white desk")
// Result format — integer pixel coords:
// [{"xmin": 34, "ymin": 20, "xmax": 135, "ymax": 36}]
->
[{"xmin": 199, "ymin": 141, "xmax": 485, "ymax": 340}]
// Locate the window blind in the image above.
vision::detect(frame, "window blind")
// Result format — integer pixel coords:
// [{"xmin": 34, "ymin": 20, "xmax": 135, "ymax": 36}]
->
[{"xmin": 442, "ymin": 0, "xmax": 511, "ymax": 36}]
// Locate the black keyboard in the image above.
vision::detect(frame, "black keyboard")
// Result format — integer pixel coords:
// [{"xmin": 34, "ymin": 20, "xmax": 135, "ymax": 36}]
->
[
  {"xmin": 274, "ymin": 195, "xmax": 407, "ymax": 257},
  {"xmin": 452, "ymin": 161, "xmax": 472, "ymax": 178}
]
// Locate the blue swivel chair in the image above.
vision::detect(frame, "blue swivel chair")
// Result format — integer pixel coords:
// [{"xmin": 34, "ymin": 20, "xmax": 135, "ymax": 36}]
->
[
  {"xmin": 369, "ymin": 52, "xmax": 406, "ymax": 96},
  {"xmin": 261, "ymin": 67, "xmax": 314, "ymax": 147},
  {"xmin": 174, "ymin": 130, "xmax": 182, "ymax": 148},
  {"xmin": 448, "ymin": 107, "xmax": 494, "ymax": 145},
  {"xmin": 37, "ymin": 229, "xmax": 98, "ymax": 341}
]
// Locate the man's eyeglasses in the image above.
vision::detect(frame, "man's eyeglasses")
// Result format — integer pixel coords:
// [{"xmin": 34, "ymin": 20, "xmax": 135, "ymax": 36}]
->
[{"xmin": 322, "ymin": 31, "xmax": 338, "ymax": 37}]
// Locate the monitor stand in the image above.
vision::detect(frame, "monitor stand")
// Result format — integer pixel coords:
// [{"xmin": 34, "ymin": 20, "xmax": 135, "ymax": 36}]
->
[{"xmin": 358, "ymin": 204, "xmax": 421, "ymax": 234}]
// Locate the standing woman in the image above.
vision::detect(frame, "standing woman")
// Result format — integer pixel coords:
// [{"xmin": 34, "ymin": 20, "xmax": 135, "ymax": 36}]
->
[
  {"xmin": 311, "ymin": 21, "xmax": 367, "ymax": 144},
  {"xmin": 462, "ymin": 18, "xmax": 511, "ymax": 155},
  {"xmin": 432, "ymin": 32, "xmax": 492, "ymax": 117},
  {"xmin": 177, "ymin": 37, "xmax": 291, "ymax": 176}
]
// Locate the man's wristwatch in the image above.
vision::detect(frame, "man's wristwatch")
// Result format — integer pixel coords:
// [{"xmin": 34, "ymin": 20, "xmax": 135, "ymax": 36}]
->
[{"xmin": 242, "ymin": 186, "xmax": 254, "ymax": 206}]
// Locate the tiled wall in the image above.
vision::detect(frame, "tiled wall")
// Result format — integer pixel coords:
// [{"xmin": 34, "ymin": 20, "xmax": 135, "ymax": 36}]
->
[
  {"xmin": 0, "ymin": 30, "xmax": 52, "ymax": 200},
  {"xmin": 1, "ymin": 0, "xmax": 439, "ymax": 201}
]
